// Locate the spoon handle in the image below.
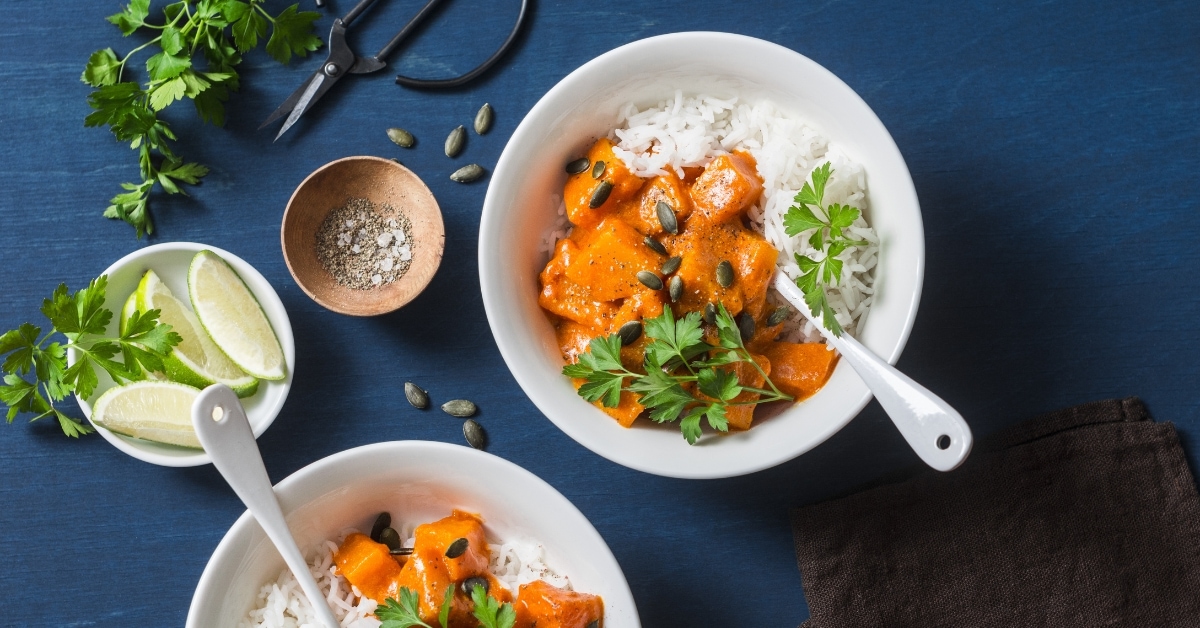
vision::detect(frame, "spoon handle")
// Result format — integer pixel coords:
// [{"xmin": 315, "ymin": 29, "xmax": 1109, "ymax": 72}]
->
[
  {"xmin": 191, "ymin": 385, "xmax": 339, "ymax": 628},
  {"xmin": 772, "ymin": 274, "xmax": 972, "ymax": 471}
]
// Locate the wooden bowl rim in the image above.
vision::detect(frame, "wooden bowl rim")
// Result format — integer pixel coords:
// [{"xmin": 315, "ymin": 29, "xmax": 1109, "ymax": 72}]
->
[{"xmin": 280, "ymin": 156, "xmax": 445, "ymax": 316}]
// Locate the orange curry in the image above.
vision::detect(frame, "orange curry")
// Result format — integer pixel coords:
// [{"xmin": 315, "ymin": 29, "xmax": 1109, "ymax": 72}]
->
[
  {"xmin": 334, "ymin": 510, "xmax": 603, "ymax": 628},
  {"xmin": 539, "ymin": 138, "xmax": 837, "ymax": 430}
]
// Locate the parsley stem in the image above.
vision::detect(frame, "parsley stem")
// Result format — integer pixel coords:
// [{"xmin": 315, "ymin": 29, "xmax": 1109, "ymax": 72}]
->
[{"xmin": 117, "ymin": 36, "xmax": 164, "ymax": 78}]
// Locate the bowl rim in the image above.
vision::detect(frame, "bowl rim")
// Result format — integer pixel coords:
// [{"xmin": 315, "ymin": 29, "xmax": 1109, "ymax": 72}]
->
[
  {"xmin": 70, "ymin": 241, "xmax": 295, "ymax": 467},
  {"xmin": 479, "ymin": 32, "xmax": 925, "ymax": 478},
  {"xmin": 185, "ymin": 440, "xmax": 641, "ymax": 627},
  {"xmin": 279, "ymin": 155, "xmax": 446, "ymax": 317}
]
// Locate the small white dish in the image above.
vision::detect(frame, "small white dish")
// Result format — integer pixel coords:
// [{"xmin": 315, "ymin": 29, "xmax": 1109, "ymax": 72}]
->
[
  {"xmin": 70, "ymin": 242, "xmax": 295, "ymax": 467},
  {"xmin": 479, "ymin": 32, "xmax": 925, "ymax": 478},
  {"xmin": 186, "ymin": 441, "xmax": 640, "ymax": 627}
]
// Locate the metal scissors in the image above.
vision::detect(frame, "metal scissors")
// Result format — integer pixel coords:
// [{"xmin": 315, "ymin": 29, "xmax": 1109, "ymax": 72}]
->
[{"xmin": 261, "ymin": 0, "xmax": 529, "ymax": 140}]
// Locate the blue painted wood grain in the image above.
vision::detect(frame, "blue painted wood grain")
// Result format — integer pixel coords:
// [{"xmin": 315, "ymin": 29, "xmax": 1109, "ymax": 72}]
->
[{"xmin": 0, "ymin": 0, "xmax": 1197, "ymax": 625}]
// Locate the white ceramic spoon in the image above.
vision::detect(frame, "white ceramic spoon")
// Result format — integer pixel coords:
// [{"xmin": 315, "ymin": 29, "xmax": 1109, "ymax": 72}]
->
[
  {"xmin": 772, "ymin": 273, "xmax": 973, "ymax": 471},
  {"xmin": 191, "ymin": 384, "xmax": 339, "ymax": 628}
]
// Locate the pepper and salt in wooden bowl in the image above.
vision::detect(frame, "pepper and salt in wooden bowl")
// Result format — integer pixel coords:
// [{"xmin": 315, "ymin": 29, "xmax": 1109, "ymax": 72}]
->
[{"xmin": 281, "ymin": 156, "xmax": 445, "ymax": 316}]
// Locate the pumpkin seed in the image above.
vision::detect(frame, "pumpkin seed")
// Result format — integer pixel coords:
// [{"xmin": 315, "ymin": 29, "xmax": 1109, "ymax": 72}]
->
[
  {"xmin": 450, "ymin": 164, "xmax": 485, "ymax": 183},
  {"xmin": 389, "ymin": 547, "xmax": 414, "ymax": 556},
  {"xmin": 404, "ymin": 382, "xmax": 429, "ymax": 409},
  {"xmin": 636, "ymin": 270, "xmax": 663, "ymax": 291},
  {"xmin": 589, "ymin": 181, "xmax": 613, "ymax": 208},
  {"xmin": 703, "ymin": 302, "xmax": 717, "ymax": 325},
  {"xmin": 716, "ymin": 260, "xmax": 735, "ymax": 288},
  {"xmin": 661, "ymin": 255, "xmax": 682, "ymax": 275},
  {"xmin": 474, "ymin": 103, "xmax": 494, "ymax": 135},
  {"xmin": 656, "ymin": 201, "xmax": 678, "ymax": 235},
  {"xmin": 445, "ymin": 125, "xmax": 466, "ymax": 157},
  {"xmin": 463, "ymin": 419, "xmax": 486, "ymax": 450},
  {"xmin": 462, "ymin": 576, "xmax": 489, "ymax": 595},
  {"xmin": 644, "ymin": 236, "xmax": 668, "ymax": 256},
  {"xmin": 767, "ymin": 306, "xmax": 791, "ymax": 327},
  {"xmin": 737, "ymin": 312, "xmax": 756, "ymax": 341},
  {"xmin": 618, "ymin": 320, "xmax": 642, "ymax": 345},
  {"xmin": 591, "ymin": 160, "xmax": 606, "ymax": 179},
  {"xmin": 587, "ymin": 621, "xmax": 599, "ymax": 628},
  {"xmin": 378, "ymin": 527, "xmax": 402, "ymax": 552},
  {"xmin": 566, "ymin": 157, "xmax": 590, "ymax": 175},
  {"xmin": 386, "ymin": 127, "xmax": 414, "ymax": 148},
  {"xmin": 370, "ymin": 512, "xmax": 391, "ymax": 542},
  {"xmin": 442, "ymin": 399, "xmax": 477, "ymax": 417},
  {"xmin": 445, "ymin": 537, "xmax": 469, "ymax": 558},
  {"xmin": 669, "ymin": 275, "xmax": 683, "ymax": 302}
]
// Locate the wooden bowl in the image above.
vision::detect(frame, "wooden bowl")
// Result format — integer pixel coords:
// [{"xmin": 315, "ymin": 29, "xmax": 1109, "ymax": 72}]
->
[{"xmin": 281, "ymin": 156, "xmax": 445, "ymax": 316}]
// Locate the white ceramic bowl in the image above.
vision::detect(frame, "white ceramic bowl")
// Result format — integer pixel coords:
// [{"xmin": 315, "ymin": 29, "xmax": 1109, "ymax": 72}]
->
[
  {"xmin": 186, "ymin": 441, "xmax": 639, "ymax": 627},
  {"xmin": 479, "ymin": 32, "xmax": 924, "ymax": 478},
  {"xmin": 71, "ymin": 242, "xmax": 295, "ymax": 467}
]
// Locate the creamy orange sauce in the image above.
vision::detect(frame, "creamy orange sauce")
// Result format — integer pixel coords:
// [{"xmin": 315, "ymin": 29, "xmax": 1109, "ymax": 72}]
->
[
  {"xmin": 539, "ymin": 138, "xmax": 838, "ymax": 430},
  {"xmin": 333, "ymin": 511, "xmax": 603, "ymax": 628}
]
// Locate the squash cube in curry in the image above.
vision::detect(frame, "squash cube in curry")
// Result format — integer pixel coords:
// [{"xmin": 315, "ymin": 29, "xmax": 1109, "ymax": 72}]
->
[
  {"xmin": 690, "ymin": 152, "xmax": 764, "ymax": 223},
  {"xmin": 564, "ymin": 217, "xmax": 662, "ymax": 302}
]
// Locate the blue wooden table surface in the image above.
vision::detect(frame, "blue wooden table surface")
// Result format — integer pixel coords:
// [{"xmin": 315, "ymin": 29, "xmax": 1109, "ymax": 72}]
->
[{"xmin": 1, "ymin": 1, "xmax": 1197, "ymax": 625}]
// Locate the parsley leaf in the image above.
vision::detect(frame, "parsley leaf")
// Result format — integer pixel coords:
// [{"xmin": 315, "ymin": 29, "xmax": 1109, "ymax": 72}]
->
[
  {"xmin": 470, "ymin": 584, "xmax": 516, "ymax": 628},
  {"xmin": 376, "ymin": 589, "xmax": 434, "ymax": 628},
  {"xmin": 0, "ymin": 276, "xmax": 180, "ymax": 438},
  {"xmin": 437, "ymin": 584, "xmax": 454, "ymax": 628},
  {"xmin": 85, "ymin": 0, "xmax": 321, "ymax": 237},
  {"xmin": 266, "ymin": 5, "xmax": 322, "ymax": 64},
  {"xmin": 568, "ymin": 304, "xmax": 793, "ymax": 444},
  {"xmin": 782, "ymin": 162, "xmax": 868, "ymax": 336}
]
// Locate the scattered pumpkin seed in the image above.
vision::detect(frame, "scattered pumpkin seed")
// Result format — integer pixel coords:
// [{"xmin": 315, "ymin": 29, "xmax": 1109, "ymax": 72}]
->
[
  {"xmin": 636, "ymin": 270, "xmax": 663, "ymax": 291},
  {"xmin": 445, "ymin": 125, "xmax": 466, "ymax": 157},
  {"xmin": 370, "ymin": 512, "xmax": 391, "ymax": 542},
  {"xmin": 566, "ymin": 157, "xmax": 590, "ymax": 175},
  {"xmin": 669, "ymin": 275, "xmax": 683, "ymax": 302},
  {"xmin": 656, "ymin": 201, "xmax": 678, "ymax": 235},
  {"xmin": 767, "ymin": 306, "xmax": 791, "ymax": 327},
  {"xmin": 463, "ymin": 419, "xmax": 486, "ymax": 450},
  {"xmin": 591, "ymin": 160, "xmax": 606, "ymax": 179},
  {"xmin": 474, "ymin": 103, "xmax": 494, "ymax": 134},
  {"xmin": 618, "ymin": 320, "xmax": 642, "ymax": 345},
  {"xmin": 737, "ymin": 312, "xmax": 756, "ymax": 341},
  {"xmin": 661, "ymin": 255, "xmax": 682, "ymax": 275},
  {"xmin": 389, "ymin": 547, "xmax": 414, "ymax": 556},
  {"xmin": 716, "ymin": 260, "xmax": 735, "ymax": 288},
  {"xmin": 589, "ymin": 181, "xmax": 613, "ymax": 208},
  {"xmin": 378, "ymin": 527, "xmax": 402, "ymax": 552},
  {"xmin": 450, "ymin": 164, "xmax": 486, "ymax": 183},
  {"xmin": 703, "ymin": 302, "xmax": 717, "ymax": 325},
  {"xmin": 445, "ymin": 537, "xmax": 469, "ymax": 558},
  {"xmin": 462, "ymin": 576, "xmax": 489, "ymax": 595},
  {"xmin": 390, "ymin": 158, "xmax": 402, "ymax": 164},
  {"xmin": 442, "ymin": 399, "xmax": 477, "ymax": 417},
  {"xmin": 404, "ymin": 382, "xmax": 429, "ymax": 409},
  {"xmin": 386, "ymin": 127, "xmax": 415, "ymax": 148},
  {"xmin": 644, "ymin": 236, "xmax": 668, "ymax": 256}
]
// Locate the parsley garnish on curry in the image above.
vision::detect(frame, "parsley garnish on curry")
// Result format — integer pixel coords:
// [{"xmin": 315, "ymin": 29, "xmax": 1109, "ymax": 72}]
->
[{"xmin": 539, "ymin": 137, "xmax": 841, "ymax": 444}]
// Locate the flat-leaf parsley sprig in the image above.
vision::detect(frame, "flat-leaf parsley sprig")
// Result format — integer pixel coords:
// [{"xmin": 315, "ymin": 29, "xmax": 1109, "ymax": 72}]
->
[
  {"xmin": 565, "ymin": 305, "xmax": 793, "ymax": 445},
  {"xmin": 376, "ymin": 584, "xmax": 515, "ymax": 628},
  {"xmin": 82, "ymin": 0, "xmax": 323, "ymax": 237},
  {"xmin": 0, "ymin": 276, "xmax": 182, "ymax": 437},
  {"xmin": 781, "ymin": 162, "xmax": 869, "ymax": 337}
]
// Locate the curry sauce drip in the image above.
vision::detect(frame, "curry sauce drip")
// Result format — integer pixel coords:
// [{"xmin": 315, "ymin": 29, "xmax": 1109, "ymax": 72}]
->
[{"xmin": 541, "ymin": 138, "xmax": 838, "ymax": 429}]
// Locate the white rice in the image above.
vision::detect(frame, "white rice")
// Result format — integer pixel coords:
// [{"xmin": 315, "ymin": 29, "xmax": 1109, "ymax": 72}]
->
[
  {"xmin": 544, "ymin": 93, "xmax": 877, "ymax": 341},
  {"xmin": 239, "ymin": 532, "xmax": 569, "ymax": 628}
]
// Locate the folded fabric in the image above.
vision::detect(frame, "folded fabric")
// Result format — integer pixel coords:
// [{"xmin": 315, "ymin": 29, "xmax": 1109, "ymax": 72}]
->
[{"xmin": 792, "ymin": 398, "xmax": 1200, "ymax": 627}]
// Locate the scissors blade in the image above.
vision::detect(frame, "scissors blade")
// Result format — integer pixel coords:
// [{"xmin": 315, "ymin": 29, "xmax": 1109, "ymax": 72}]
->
[
  {"xmin": 273, "ymin": 68, "xmax": 345, "ymax": 141},
  {"xmin": 259, "ymin": 68, "xmax": 323, "ymax": 131}
]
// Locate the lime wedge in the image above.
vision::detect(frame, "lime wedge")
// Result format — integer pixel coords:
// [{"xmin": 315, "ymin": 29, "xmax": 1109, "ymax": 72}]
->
[
  {"xmin": 136, "ymin": 269, "xmax": 259, "ymax": 397},
  {"xmin": 91, "ymin": 381, "xmax": 202, "ymax": 449},
  {"xmin": 187, "ymin": 250, "xmax": 286, "ymax": 381}
]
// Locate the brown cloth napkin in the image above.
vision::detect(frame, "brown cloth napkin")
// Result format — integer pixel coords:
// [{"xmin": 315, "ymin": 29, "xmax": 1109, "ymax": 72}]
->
[{"xmin": 792, "ymin": 398, "xmax": 1200, "ymax": 627}]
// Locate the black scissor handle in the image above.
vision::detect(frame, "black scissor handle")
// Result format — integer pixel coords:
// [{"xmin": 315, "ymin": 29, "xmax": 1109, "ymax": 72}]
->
[{"xmin": 394, "ymin": 0, "xmax": 529, "ymax": 89}]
